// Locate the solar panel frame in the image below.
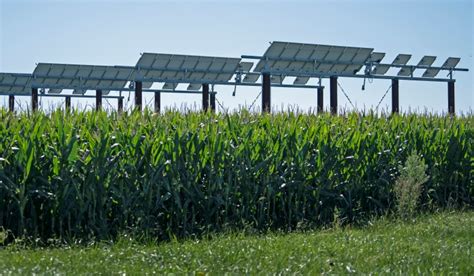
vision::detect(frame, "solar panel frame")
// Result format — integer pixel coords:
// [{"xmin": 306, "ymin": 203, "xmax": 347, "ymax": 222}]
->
[
  {"xmin": 441, "ymin": 57, "xmax": 460, "ymax": 68},
  {"xmin": 32, "ymin": 63, "xmax": 132, "ymax": 92},
  {"xmin": 271, "ymin": 75, "xmax": 284, "ymax": 84},
  {"xmin": 187, "ymin": 83, "xmax": 202, "ymax": 91},
  {"xmin": 392, "ymin": 54, "xmax": 412, "ymax": 65},
  {"xmin": 163, "ymin": 83, "xmax": 178, "ymax": 90},
  {"xmin": 418, "ymin": 56, "xmax": 436, "ymax": 67},
  {"xmin": 370, "ymin": 52, "xmax": 386, "ymax": 63},
  {"xmin": 293, "ymin": 76, "xmax": 310, "ymax": 85},
  {"xmin": 243, "ymin": 73, "xmax": 260, "ymax": 83},
  {"xmin": 422, "ymin": 68, "xmax": 441, "ymax": 78},
  {"xmin": 372, "ymin": 64, "xmax": 391, "ymax": 75},
  {"xmin": 136, "ymin": 53, "xmax": 241, "ymax": 86},
  {"xmin": 238, "ymin": 62, "xmax": 254, "ymax": 72},
  {"xmin": 253, "ymin": 41, "xmax": 373, "ymax": 76}
]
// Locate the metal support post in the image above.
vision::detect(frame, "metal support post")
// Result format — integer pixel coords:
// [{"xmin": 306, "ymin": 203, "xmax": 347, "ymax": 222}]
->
[
  {"xmin": 262, "ymin": 73, "xmax": 271, "ymax": 113},
  {"xmin": 96, "ymin": 89, "xmax": 102, "ymax": 111},
  {"xmin": 154, "ymin": 91, "xmax": 161, "ymax": 113},
  {"xmin": 317, "ymin": 86, "xmax": 324, "ymax": 113},
  {"xmin": 210, "ymin": 92, "xmax": 216, "ymax": 112},
  {"xmin": 391, "ymin": 79, "xmax": 399, "ymax": 114},
  {"xmin": 135, "ymin": 81, "xmax": 142, "ymax": 111},
  {"xmin": 118, "ymin": 97, "xmax": 123, "ymax": 113},
  {"xmin": 31, "ymin": 88, "xmax": 38, "ymax": 111},
  {"xmin": 65, "ymin": 96, "xmax": 71, "ymax": 110},
  {"xmin": 448, "ymin": 81, "xmax": 455, "ymax": 115},
  {"xmin": 8, "ymin": 95, "xmax": 14, "ymax": 112},
  {"xmin": 330, "ymin": 76, "xmax": 338, "ymax": 115},
  {"xmin": 202, "ymin": 83, "xmax": 209, "ymax": 111}
]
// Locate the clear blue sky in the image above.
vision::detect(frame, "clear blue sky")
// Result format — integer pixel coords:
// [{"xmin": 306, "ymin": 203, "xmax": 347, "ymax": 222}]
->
[{"xmin": 1, "ymin": 0, "xmax": 472, "ymax": 113}]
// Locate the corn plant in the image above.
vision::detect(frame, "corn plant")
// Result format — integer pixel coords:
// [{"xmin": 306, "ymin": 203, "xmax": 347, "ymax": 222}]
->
[{"xmin": 0, "ymin": 108, "xmax": 472, "ymax": 242}]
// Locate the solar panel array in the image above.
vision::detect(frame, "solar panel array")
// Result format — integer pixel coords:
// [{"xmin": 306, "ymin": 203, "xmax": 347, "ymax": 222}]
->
[
  {"xmin": 253, "ymin": 41, "xmax": 374, "ymax": 85},
  {"xmin": 135, "ymin": 53, "xmax": 242, "ymax": 90},
  {"xmin": 0, "ymin": 41, "xmax": 467, "ymax": 99},
  {"xmin": 0, "ymin": 73, "xmax": 32, "ymax": 94},
  {"xmin": 32, "ymin": 63, "xmax": 134, "ymax": 95}
]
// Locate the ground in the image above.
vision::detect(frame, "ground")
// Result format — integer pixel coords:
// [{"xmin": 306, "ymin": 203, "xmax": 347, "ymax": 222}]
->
[{"xmin": 0, "ymin": 211, "xmax": 472, "ymax": 274}]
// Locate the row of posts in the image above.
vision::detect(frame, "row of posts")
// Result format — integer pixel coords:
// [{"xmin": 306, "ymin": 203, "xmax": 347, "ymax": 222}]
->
[
  {"xmin": 262, "ymin": 74, "xmax": 455, "ymax": 115},
  {"xmin": 5, "ymin": 78, "xmax": 455, "ymax": 114}
]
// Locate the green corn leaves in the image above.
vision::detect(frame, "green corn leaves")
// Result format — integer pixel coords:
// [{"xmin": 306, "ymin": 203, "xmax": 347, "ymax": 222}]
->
[{"xmin": 0, "ymin": 109, "xmax": 472, "ymax": 242}]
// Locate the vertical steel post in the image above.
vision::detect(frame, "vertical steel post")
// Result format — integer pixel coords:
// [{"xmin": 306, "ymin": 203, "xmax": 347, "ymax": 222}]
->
[
  {"xmin": 135, "ymin": 81, "xmax": 142, "ymax": 111},
  {"xmin": 448, "ymin": 81, "xmax": 455, "ymax": 115},
  {"xmin": 154, "ymin": 91, "xmax": 161, "ymax": 113},
  {"xmin": 31, "ymin": 88, "xmax": 38, "ymax": 112},
  {"xmin": 317, "ymin": 86, "xmax": 324, "ymax": 113},
  {"xmin": 65, "ymin": 96, "xmax": 71, "ymax": 110},
  {"xmin": 210, "ymin": 92, "xmax": 216, "ymax": 113},
  {"xmin": 118, "ymin": 97, "xmax": 123, "ymax": 113},
  {"xmin": 330, "ymin": 76, "xmax": 338, "ymax": 115},
  {"xmin": 262, "ymin": 73, "xmax": 271, "ymax": 113},
  {"xmin": 8, "ymin": 95, "xmax": 14, "ymax": 112},
  {"xmin": 202, "ymin": 83, "xmax": 209, "ymax": 111},
  {"xmin": 96, "ymin": 89, "xmax": 102, "ymax": 111},
  {"xmin": 391, "ymin": 79, "xmax": 399, "ymax": 114}
]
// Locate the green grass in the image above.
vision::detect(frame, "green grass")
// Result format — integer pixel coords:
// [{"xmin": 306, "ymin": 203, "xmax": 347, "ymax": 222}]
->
[{"xmin": 1, "ymin": 211, "xmax": 472, "ymax": 274}]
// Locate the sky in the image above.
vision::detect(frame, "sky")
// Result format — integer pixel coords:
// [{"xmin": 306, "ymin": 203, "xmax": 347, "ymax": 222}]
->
[{"xmin": 0, "ymin": 0, "xmax": 473, "ymax": 114}]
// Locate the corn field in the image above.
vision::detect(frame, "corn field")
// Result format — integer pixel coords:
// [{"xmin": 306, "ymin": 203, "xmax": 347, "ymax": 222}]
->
[{"xmin": 0, "ymin": 109, "xmax": 472, "ymax": 241}]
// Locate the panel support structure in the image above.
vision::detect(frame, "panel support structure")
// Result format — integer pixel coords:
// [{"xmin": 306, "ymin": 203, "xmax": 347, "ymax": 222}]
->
[
  {"xmin": 262, "ymin": 73, "xmax": 271, "ymax": 113},
  {"xmin": 65, "ymin": 96, "xmax": 71, "ymax": 110},
  {"xmin": 448, "ymin": 81, "xmax": 455, "ymax": 115},
  {"xmin": 96, "ymin": 89, "xmax": 102, "ymax": 111},
  {"xmin": 202, "ymin": 83, "xmax": 209, "ymax": 111},
  {"xmin": 8, "ymin": 95, "xmax": 14, "ymax": 112},
  {"xmin": 391, "ymin": 79, "xmax": 399, "ymax": 114},
  {"xmin": 154, "ymin": 91, "xmax": 161, "ymax": 113},
  {"xmin": 31, "ymin": 88, "xmax": 38, "ymax": 111},
  {"xmin": 317, "ymin": 87, "xmax": 324, "ymax": 113},
  {"xmin": 210, "ymin": 92, "xmax": 216, "ymax": 112},
  {"xmin": 118, "ymin": 97, "xmax": 123, "ymax": 113},
  {"xmin": 135, "ymin": 81, "xmax": 143, "ymax": 111},
  {"xmin": 330, "ymin": 76, "xmax": 338, "ymax": 115}
]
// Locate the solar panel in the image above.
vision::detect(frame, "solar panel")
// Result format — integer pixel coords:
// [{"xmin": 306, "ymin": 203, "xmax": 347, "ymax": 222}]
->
[
  {"xmin": 32, "ymin": 63, "xmax": 132, "ymax": 92},
  {"xmin": 418, "ymin": 56, "xmax": 436, "ymax": 67},
  {"xmin": 422, "ymin": 68, "xmax": 441, "ymax": 78},
  {"xmin": 48, "ymin": 88, "xmax": 62, "ymax": 94},
  {"xmin": 441, "ymin": 57, "xmax": 460, "ymax": 68},
  {"xmin": 400, "ymin": 56, "xmax": 437, "ymax": 77},
  {"xmin": 243, "ymin": 73, "xmax": 260, "ymax": 83},
  {"xmin": 293, "ymin": 76, "xmax": 310, "ymax": 85},
  {"xmin": 73, "ymin": 89, "xmax": 87, "ymax": 95},
  {"xmin": 0, "ymin": 86, "xmax": 30, "ymax": 95},
  {"xmin": 136, "ymin": 53, "xmax": 241, "ymax": 86},
  {"xmin": 143, "ymin": 82, "xmax": 154, "ymax": 89},
  {"xmin": 163, "ymin": 83, "xmax": 177, "ymax": 90},
  {"xmin": 392, "ymin": 54, "xmax": 411, "ymax": 65},
  {"xmin": 271, "ymin": 75, "xmax": 284, "ymax": 84},
  {"xmin": 0, "ymin": 73, "xmax": 31, "ymax": 88},
  {"xmin": 422, "ymin": 57, "xmax": 459, "ymax": 78},
  {"xmin": 187, "ymin": 83, "xmax": 202, "ymax": 91},
  {"xmin": 238, "ymin": 62, "xmax": 253, "ymax": 72},
  {"xmin": 0, "ymin": 73, "xmax": 32, "ymax": 95},
  {"xmin": 370, "ymin": 52, "xmax": 386, "ymax": 63},
  {"xmin": 372, "ymin": 64, "xmax": 390, "ymax": 75},
  {"xmin": 253, "ymin": 41, "xmax": 373, "ymax": 76},
  {"xmin": 397, "ymin": 67, "xmax": 414, "ymax": 77}
]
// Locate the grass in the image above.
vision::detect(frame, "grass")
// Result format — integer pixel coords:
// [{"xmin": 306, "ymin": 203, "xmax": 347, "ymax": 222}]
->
[{"xmin": 0, "ymin": 211, "xmax": 472, "ymax": 274}]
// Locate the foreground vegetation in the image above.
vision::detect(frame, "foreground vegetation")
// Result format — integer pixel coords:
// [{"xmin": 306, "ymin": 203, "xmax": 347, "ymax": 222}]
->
[
  {"xmin": 0, "ymin": 109, "xmax": 472, "ymax": 242},
  {"xmin": 0, "ymin": 211, "xmax": 472, "ymax": 274}
]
